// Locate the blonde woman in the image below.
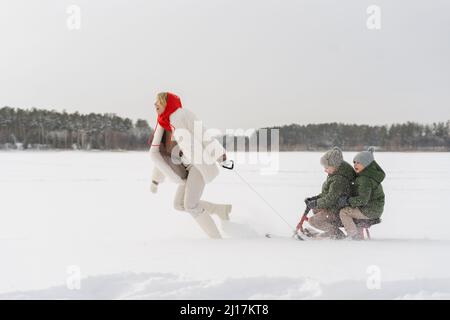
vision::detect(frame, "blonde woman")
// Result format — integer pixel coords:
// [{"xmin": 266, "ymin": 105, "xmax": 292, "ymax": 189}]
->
[{"xmin": 149, "ymin": 92, "xmax": 232, "ymax": 239}]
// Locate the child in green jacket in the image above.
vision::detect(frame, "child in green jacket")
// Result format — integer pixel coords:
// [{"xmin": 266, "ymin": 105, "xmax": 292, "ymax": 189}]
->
[
  {"xmin": 306, "ymin": 147, "xmax": 356, "ymax": 239},
  {"xmin": 337, "ymin": 147, "xmax": 386, "ymax": 240}
]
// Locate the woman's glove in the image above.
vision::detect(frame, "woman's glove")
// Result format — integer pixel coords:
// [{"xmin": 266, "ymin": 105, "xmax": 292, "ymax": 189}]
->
[
  {"xmin": 150, "ymin": 181, "xmax": 159, "ymax": 194},
  {"xmin": 218, "ymin": 154, "xmax": 234, "ymax": 170},
  {"xmin": 220, "ymin": 159, "xmax": 234, "ymax": 170}
]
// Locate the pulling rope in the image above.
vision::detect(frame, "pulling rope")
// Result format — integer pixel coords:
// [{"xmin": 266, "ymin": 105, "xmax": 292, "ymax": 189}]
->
[{"xmin": 229, "ymin": 162, "xmax": 296, "ymax": 233}]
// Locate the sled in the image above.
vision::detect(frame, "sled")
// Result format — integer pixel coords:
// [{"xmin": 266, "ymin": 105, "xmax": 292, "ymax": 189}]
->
[{"xmin": 295, "ymin": 205, "xmax": 381, "ymax": 240}]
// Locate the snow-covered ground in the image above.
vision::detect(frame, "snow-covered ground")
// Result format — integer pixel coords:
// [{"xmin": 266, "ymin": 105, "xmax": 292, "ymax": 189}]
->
[{"xmin": 1, "ymin": 151, "xmax": 449, "ymax": 299}]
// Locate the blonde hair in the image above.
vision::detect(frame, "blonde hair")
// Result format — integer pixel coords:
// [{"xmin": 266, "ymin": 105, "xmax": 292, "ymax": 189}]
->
[{"xmin": 156, "ymin": 92, "xmax": 168, "ymax": 107}]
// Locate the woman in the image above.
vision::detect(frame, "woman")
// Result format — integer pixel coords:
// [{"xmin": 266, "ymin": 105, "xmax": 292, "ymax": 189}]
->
[{"xmin": 149, "ymin": 92, "xmax": 232, "ymax": 239}]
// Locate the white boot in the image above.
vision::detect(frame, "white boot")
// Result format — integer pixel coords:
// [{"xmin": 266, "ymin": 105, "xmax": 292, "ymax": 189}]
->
[
  {"xmin": 193, "ymin": 213, "xmax": 222, "ymax": 239},
  {"xmin": 199, "ymin": 201, "xmax": 232, "ymax": 221}
]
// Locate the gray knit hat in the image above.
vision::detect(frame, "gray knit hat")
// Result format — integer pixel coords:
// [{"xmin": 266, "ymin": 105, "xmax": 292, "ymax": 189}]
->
[
  {"xmin": 320, "ymin": 147, "xmax": 343, "ymax": 168},
  {"xmin": 353, "ymin": 147, "xmax": 375, "ymax": 167}
]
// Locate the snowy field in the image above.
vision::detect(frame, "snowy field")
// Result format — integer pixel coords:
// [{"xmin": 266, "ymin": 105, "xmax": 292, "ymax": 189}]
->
[{"xmin": 1, "ymin": 151, "xmax": 450, "ymax": 300}]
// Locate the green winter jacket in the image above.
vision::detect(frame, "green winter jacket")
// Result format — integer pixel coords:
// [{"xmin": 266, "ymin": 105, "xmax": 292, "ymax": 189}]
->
[
  {"xmin": 316, "ymin": 161, "xmax": 356, "ymax": 214},
  {"xmin": 349, "ymin": 161, "xmax": 386, "ymax": 219}
]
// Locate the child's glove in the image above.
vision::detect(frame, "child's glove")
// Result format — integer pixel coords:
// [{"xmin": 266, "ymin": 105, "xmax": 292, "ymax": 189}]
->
[
  {"xmin": 150, "ymin": 181, "xmax": 159, "ymax": 194},
  {"xmin": 304, "ymin": 195, "xmax": 320, "ymax": 205},
  {"xmin": 306, "ymin": 199, "xmax": 318, "ymax": 210},
  {"xmin": 337, "ymin": 196, "xmax": 350, "ymax": 209}
]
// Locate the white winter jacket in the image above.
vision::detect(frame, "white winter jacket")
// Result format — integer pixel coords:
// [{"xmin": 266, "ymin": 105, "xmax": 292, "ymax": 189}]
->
[{"xmin": 150, "ymin": 108, "xmax": 226, "ymax": 185}]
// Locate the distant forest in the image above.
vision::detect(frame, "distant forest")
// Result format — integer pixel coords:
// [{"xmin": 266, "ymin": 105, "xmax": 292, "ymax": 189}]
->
[
  {"xmin": 263, "ymin": 121, "xmax": 450, "ymax": 151},
  {"xmin": 1, "ymin": 107, "xmax": 449, "ymax": 151},
  {"xmin": 0, "ymin": 107, "xmax": 152, "ymax": 150}
]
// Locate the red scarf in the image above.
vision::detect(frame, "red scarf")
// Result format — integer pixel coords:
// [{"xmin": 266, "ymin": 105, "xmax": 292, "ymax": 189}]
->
[{"xmin": 157, "ymin": 93, "xmax": 182, "ymax": 132}]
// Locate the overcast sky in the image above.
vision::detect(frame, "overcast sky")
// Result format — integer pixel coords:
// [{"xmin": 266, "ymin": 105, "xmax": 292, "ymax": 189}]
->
[{"xmin": 1, "ymin": 0, "xmax": 449, "ymax": 130}]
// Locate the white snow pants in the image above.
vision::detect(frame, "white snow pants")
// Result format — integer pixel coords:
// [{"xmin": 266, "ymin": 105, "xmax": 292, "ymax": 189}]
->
[
  {"xmin": 173, "ymin": 165, "xmax": 233, "ymax": 239},
  {"xmin": 174, "ymin": 165, "xmax": 231, "ymax": 219},
  {"xmin": 173, "ymin": 166, "xmax": 206, "ymax": 216},
  {"xmin": 174, "ymin": 166, "xmax": 232, "ymax": 239}
]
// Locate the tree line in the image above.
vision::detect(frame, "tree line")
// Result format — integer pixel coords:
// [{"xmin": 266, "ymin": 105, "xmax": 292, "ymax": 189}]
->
[
  {"xmin": 0, "ymin": 107, "xmax": 152, "ymax": 150},
  {"xmin": 258, "ymin": 121, "xmax": 450, "ymax": 151},
  {"xmin": 220, "ymin": 122, "xmax": 450, "ymax": 152},
  {"xmin": 1, "ymin": 106, "xmax": 449, "ymax": 151}
]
